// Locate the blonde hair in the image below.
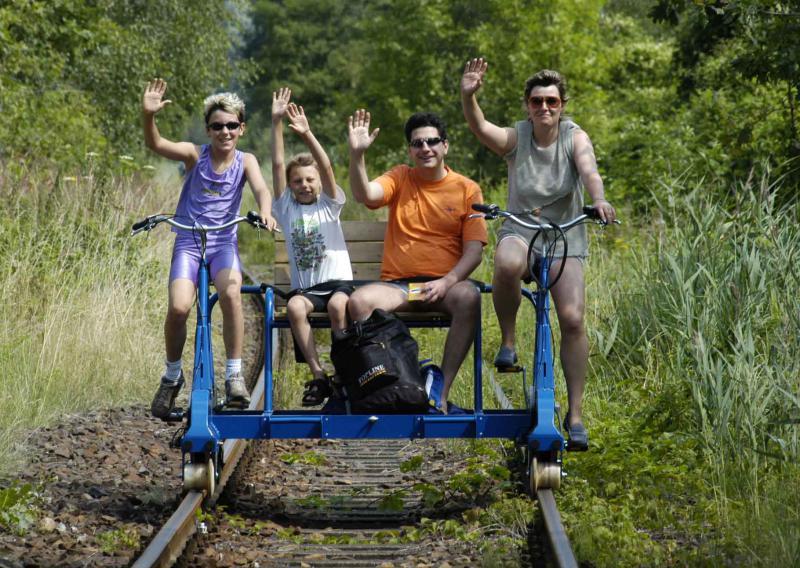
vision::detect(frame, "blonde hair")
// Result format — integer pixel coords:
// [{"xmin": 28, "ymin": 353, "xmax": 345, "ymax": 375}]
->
[{"xmin": 203, "ymin": 92, "xmax": 245, "ymax": 124}]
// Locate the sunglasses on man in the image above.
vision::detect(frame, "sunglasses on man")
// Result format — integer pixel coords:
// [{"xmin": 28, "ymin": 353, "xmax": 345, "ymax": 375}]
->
[{"xmin": 409, "ymin": 137, "xmax": 444, "ymax": 149}]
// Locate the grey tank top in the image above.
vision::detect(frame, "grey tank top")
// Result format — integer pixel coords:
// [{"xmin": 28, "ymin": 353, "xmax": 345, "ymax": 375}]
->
[{"xmin": 500, "ymin": 119, "xmax": 587, "ymax": 257}]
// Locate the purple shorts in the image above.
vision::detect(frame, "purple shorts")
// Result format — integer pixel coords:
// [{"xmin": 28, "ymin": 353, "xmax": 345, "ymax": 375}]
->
[{"xmin": 169, "ymin": 236, "xmax": 242, "ymax": 285}]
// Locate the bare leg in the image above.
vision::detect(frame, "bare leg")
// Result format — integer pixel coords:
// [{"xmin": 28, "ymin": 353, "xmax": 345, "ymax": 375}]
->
[
  {"xmin": 214, "ymin": 269, "xmax": 244, "ymax": 360},
  {"xmin": 549, "ymin": 258, "xmax": 588, "ymax": 426},
  {"xmin": 165, "ymin": 278, "xmax": 196, "ymax": 362},
  {"xmin": 492, "ymin": 237, "xmax": 528, "ymax": 350},
  {"xmin": 347, "ymin": 282, "xmax": 408, "ymax": 321},
  {"xmin": 287, "ymin": 295, "xmax": 325, "ymax": 379},
  {"xmin": 438, "ymin": 281, "xmax": 481, "ymax": 404},
  {"xmin": 327, "ymin": 291, "xmax": 350, "ymax": 332}
]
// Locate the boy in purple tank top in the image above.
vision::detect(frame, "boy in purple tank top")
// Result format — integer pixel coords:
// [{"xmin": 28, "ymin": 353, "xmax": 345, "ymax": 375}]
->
[{"xmin": 142, "ymin": 79, "xmax": 278, "ymax": 419}]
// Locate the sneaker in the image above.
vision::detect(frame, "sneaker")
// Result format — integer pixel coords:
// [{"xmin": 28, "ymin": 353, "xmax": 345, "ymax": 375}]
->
[
  {"xmin": 151, "ymin": 372, "xmax": 184, "ymax": 419},
  {"xmin": 494, "ymin": 346, "xmax": 519, "ymax": 369},
  {"xmin": 225, "ymin": 373, "xmax": 251, "ymax": 408}
]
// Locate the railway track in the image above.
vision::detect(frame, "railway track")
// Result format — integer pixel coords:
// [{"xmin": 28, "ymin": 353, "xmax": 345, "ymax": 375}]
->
[{"xmin": 134, "ymin": 376, "xmax": 578, "ymax": 566}]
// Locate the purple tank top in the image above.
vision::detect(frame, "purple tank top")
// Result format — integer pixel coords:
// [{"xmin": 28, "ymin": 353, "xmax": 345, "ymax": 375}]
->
[{"xmin": 173, "ymin": 144, "xmax": 246, "ymax": 243}]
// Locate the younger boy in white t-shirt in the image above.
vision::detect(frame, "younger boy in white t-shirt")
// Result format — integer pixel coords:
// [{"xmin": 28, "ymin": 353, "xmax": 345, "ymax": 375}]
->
[{"xmin": 271, "ymin": 88, "xmax": 353, "ymax": 406}]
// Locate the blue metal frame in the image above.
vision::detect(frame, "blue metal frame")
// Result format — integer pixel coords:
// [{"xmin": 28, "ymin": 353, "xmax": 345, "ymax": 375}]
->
[
  {"xmin": 181, "ymin": 271, "xmax": 563, "ymax": 455},
  {"xmin": 181, "ymin": 245, "xmax": 221, "ymax": 460}
]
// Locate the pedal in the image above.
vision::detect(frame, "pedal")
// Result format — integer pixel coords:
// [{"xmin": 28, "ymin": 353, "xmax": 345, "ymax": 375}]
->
[
  {"xmin": 217, "ymin": 400, "xmax": 249, "ymax": 412},
  {"xmin": 163, "ymin": 407, "xmax": 185, "ymax": 423},
  {"xmin": 565, "ymin": 440, "xmax": 589, "ymax": 452},
  {"xmin": 495, "ymin": 364, "xmax": 523, "ymax": 373}
]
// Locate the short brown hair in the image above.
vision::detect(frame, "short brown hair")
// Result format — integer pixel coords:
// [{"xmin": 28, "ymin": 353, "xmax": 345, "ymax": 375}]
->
[
  {"xmin": 285, "ymin": 153, "xmax": 318, "ymax": 181},
  {"xmin": 523, "ymin": 69, "xmax": 569, "ymax": 103}
]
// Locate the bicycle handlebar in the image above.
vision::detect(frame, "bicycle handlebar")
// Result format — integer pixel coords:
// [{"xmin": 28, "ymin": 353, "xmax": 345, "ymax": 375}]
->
[
  {"xmin": 131, "ymin": 211, "xmax": 276, "ymax": 236},
  {"xmin": 469, "ymin": 203, "xmax": 619, "ymax": 230}
]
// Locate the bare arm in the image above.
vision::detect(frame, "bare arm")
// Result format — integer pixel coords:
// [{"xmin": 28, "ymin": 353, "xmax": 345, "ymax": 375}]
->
[
  {"xmin": 422, "ymin": 240, "xmax": 484, "ymax": 303},
  {"xmin": 347, "ymin": 109, "xmax": 385, "ymax": 206},
  {"xmin": 142, "ymin": 79, "xmax": 198, "ymax": 169},
  {"xmin": 573, "ymin": 130, "xmax": 616, "ymax": 223},
  {"xmin": 243, "ymin": 153, "xmax": 278, "ymax": 231},
  {"xmin": 270, "ymin": 88, "xmax": 291, "ymax": 199},
  {"xmin": 460, "ymin": 58, "xmax": 516, "ymax": 156},
  {"xmin": 286, "ymin": 103, "xmax": 337, "ymax": 199}
]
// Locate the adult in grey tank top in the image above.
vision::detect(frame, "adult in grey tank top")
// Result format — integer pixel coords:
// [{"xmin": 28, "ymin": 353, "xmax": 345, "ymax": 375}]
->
[{"xmin": 461, "ymin": 60, "xmax": 616, "ymax": 450}]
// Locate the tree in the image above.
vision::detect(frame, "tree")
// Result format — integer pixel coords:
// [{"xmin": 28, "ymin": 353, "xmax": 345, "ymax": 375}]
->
[{"xmin": 0, "ymin": 0, "xmax": 253, "ymax": 167}]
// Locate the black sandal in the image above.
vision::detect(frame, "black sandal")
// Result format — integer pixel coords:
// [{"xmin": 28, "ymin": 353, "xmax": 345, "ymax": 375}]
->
[{"xmin": 302, "ymin": 375, "xmax": 333, "ymax": 407}]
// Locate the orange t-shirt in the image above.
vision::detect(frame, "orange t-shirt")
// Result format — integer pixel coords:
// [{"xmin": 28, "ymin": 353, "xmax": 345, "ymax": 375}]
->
[{"xmin": 370, "ymin": 165, "xmax": 488, "ymax": 280}]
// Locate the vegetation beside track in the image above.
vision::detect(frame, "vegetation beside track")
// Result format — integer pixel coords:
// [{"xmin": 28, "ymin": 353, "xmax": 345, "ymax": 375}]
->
[{"xmin": 2, "ymin": 163, "xmax": 800, "ymax": 565}]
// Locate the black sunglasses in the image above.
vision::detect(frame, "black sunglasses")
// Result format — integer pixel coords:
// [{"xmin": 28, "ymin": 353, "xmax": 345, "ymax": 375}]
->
[
  {"xmin": 208, "ymin": 121, "xmax": 242, "ymax": 131},
  {"xmin": 409, "ymin": 137, "xmax": 444, "ymax": 149}
]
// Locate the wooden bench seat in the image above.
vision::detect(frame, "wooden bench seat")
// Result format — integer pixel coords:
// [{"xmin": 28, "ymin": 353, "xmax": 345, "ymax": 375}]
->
[{"xmin": 273, "ymin": 220, "xmax": 451, "ymax": 323}]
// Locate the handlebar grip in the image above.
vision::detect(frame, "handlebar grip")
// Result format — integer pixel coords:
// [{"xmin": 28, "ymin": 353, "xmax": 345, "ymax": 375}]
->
[
  {"xmin": 131, "ymin": 217, "xmax": 151, "ymax": 232},
  {"xmin": 246, "ymin": 210, "xmax": 262, "ymax": 225},
  {"xmin": 471, "ymin": 203, "xmax": 497, "ymax": 214},
  {"xmin": 582, "ymin": 206, "xmax": 602, "ymax": 220}
]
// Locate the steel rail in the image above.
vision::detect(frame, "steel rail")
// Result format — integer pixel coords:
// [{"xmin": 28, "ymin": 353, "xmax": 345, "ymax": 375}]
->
[
  {"xmin": 488, "ymin": 368, "xmax": 578, "ymax": 568},
  {"xmin": 134, "ymin": 266, "xmax": 267, "ymax": 568},
  {"xmin": 132, "ymin": 368, "xmax": 264, "ymax": 568},
  {"xmin": 537, "ymin": 488, "xmax": 578, "ymax": 568}
]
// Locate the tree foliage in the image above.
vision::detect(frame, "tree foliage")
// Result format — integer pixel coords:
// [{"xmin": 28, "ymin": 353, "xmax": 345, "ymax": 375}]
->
[
  {"xmin": 0, "ymin": 0, "xmax": 254, "ymax": 167},
  {"xmin": 240, "ymin": 0, "xmax": 798, "ymax": 202},
  {"xmin": 2, "ymin": 0, "xmax": 797, "ymax": 201}
]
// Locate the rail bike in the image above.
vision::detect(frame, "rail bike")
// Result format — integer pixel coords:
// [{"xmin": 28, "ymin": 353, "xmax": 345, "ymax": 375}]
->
[{"xmin": 132, "ymin": 205, "xmax": 614, "ymax": 497}]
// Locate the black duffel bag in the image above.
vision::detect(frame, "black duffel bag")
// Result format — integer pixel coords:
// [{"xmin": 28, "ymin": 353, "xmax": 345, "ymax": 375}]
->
[{"xmin": 331, "ymin": 309, "xmax": 428, "ymax": 413}]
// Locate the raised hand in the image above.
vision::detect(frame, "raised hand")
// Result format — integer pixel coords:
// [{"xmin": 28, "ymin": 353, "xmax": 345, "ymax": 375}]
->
[
  {"xmin": 142, "ymin": 79, "xmax": 172, "ymax": 115},
  {"xmin": 348, "ymin": 109, "xmax": 380, "ymax": 154},
  {"xmin": 286, "ymin": 103, "xmax": 310, "ymax": 136},
  {"xmin": 272, "ymin": 87, "xmax": 291, "ymax": 120},
  {"xmin": 461, "ymin": 58, "xmax": 488, "ymax": 96}
]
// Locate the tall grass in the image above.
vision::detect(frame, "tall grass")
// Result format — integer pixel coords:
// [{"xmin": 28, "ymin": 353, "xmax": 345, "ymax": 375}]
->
[
  {"xmin": 0, "ymin": 162, "xmax": 173, "ymax": 474},
  {"xmin": 584, "ymin": 172, "xmax": 800, "ymax": 564}
]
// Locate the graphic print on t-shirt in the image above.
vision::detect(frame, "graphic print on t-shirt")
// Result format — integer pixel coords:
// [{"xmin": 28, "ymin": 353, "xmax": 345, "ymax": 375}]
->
[
  {"xmin": 291, "ymin": 218, "xmax": 325, "ymax": 271},
  {"xmin": 202, "ymin": 182, "xmax": 223, "ymax": 197}
]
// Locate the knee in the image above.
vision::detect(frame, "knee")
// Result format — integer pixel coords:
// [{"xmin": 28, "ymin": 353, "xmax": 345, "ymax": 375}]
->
[
  {"xmin": 448, "ymin": 282, "xmax": 480, "ymax": 316},
  {"xmin": 287, "ymin": 296, "xmax": 308, "ymax": 321},
  {"xmin": 347, "ymin": 291, "xmax": 371, "ymax": 320},
  {"xmin": 327, "ymin": 294, "xmax": 348, "ymax": 318},
  {"xmin": 494, "ymin": 256, "xmax": 526, "ymax": 285},
  {"xmin": 166, "ymin": 303, "xmax": 191, "ymax": 324},
  {"xmin": 217, "ymin": 285, "xmax": 241, "ymax": 308},
  {"xmin": 558, "ymin": 307, "xmax": 585, "ymax": 335}
]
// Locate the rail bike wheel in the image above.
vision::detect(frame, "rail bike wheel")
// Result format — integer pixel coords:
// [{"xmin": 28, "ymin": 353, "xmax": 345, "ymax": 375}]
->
[
  {"xmin": 529, "ymin": 454, "xmax": 561, "ymax": 493},
  {"xmin": 184, "ymin": 456, "xmax": 216, "ymax": 496}
]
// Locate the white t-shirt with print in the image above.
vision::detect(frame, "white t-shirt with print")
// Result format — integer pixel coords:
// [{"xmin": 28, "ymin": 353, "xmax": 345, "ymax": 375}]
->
[{"xmin": 273, "ymin": 186, "xmax": 353, "ymax": 290}]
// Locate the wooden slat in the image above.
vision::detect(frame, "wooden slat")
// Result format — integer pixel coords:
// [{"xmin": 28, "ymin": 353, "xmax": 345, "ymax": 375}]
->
[
  {"xmin": 275, "ymin": 241, "xmax": 385, "ymax": 264},
  {"xmin": 275, "ymin": 220, "xmax": 386, "ymax": 242}
]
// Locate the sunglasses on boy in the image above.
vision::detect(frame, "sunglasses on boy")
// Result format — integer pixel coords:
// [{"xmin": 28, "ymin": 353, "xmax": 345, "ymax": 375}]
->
[
  {"xmin": 409, "ymin": 137, "xmax": 444, "ymax": 149},
  {"xmin": 528, "ymin": 96, "xmax": 562, "ymax": 108},
  {"xmin": 207, "ymin": 121, "xmax": 242, "ymax": 131}
]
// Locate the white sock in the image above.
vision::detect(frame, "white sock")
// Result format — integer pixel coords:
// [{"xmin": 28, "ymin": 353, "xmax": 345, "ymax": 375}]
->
[
  {"xmin": 225, "ymin": 359, "xmax": 242, "ymax": 381},
  {"xmin": 164, "ymin": 359, "xmax": 182, "ymax": 383}
]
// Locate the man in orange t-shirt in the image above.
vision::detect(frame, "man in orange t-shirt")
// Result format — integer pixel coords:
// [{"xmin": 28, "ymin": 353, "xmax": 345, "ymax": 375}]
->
[{"xmin": 347, "ymin": 109, "xmax": 488, "ymax": 413}]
